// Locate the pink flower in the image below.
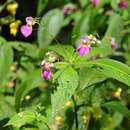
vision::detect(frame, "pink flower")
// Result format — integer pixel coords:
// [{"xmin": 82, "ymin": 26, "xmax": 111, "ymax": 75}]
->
[
  {"xmin": 41, "ymin": 69, "xmax": 52, "ymax": 80},
  {"xmin": 62, "ymin": 8, "xmax": 69, "ymax": 14},
  {"xmin": 41, "ymin": 61, "xmax": 54, "ymax": 68},
  {"xmin": 20, "ymin": 16, "xmax": 33, "ymax": 37},
  {"xmin": 77, "ymin": 36, "xmax": 91, "ymax": 56},
  {"xmin": 91, "ymin": 0, "xmax": 100, "ymax": 7},
  {"xmin": 110, "ymin": 37, "xmax": 119, "ymax": 49},
  {"xmin": 118, "ymin": 0, "xmax": 128, "ymax": 8},
  {"xmin": 20, "ymin": 25, "xmax": 32, "ymax": 37},
  {"xmin": 77, "ymin": 44, "xmax": 90, "ymax": 56}
]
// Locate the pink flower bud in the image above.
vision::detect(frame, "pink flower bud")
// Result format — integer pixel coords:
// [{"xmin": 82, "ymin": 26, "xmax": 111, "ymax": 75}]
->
[
  {"xmin": 91, "ymin": 0, "xmax": 100, "ymax": 7},
  {"xmin": 20, "ymin": 25, "xmax": 32, "ymax": 37},
  {"xmin": 62, "ymin": 3, "xmax": 77, "ymax": 14},
  {"xmin": 41, "ymin": 61, "xmax": 54, "ymax": 68},
  {"xmin": 62, "ymin": 8, "xmax": 69, "ymax": 14},
  {"xmin": 118, "ymin": 0, "xmax": 128, "ymax": 8},
  {"xmin": 110, "ymin": 37, "xmax": 119, "ymax": 49},
  {"xmin": 41, "ymin": 70, "xmax": 52, "ymax": 80},
  {"xmin": 26, "ymin": 17, "xmax": 33, "ymax": 25}
]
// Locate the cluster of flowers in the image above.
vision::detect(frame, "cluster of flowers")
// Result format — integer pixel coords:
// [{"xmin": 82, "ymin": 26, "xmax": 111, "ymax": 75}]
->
[
  {"xmin": 77, "ymin": 35, "xmax": 101, "ymax": 56},
  {"xmin": 41, "ymin": 51, "xmax": 58, "ymax": 80},
  {"xmin": 7, "ymin": 0, "xmax": 128, "ymax": 37},
  {"xmin": 40, "ymin": 35, "xmax": 119, "ymax": 80}
]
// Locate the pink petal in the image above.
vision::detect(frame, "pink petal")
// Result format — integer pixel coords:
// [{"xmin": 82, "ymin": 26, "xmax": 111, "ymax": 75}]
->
[
  {"xmin": 20, "ymin": 25, "xmax": 32, "ymax": 37},
  {"xmin": 92, "ymin": 0, "xmax": 100, "ymax": 7},
  {"xmin": 118, "ymin": 1, "xmax": 128, "ymax": 8},
  {"xmin": 41, "ymin": 70, "xmax": 52, "ymax": 80},
  {"xmin": 77, "ymin": 44, "xmax": 90, "ymax": 56},
  {"xmin": 26, "ymin": 17, "xmax": 33, "ymax": 25}
]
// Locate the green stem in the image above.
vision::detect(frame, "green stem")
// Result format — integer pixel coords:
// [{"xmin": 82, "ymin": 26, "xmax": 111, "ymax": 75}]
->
[{"xmin": 72, "ymin": 96, "xmax": 78, "ymax": 130}]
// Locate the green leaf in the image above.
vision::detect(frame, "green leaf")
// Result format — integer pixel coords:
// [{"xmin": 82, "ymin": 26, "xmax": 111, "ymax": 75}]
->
[
  {"xmin": 51, "ymin": 67, "xmax": 79, "ymax": 118},
  {"xmin": 38, "ymin": 9, "xmax": 64, "ymax": 48},
  {"xmin": 6, "ymin": 111, "xmax": 36, "ymax": 126},
  {"xmin": 74, "ymin": 59, "xmax": 130, "ymax": 86},
  {"xmin": 54, "ymin": 62, "xmax": 68, "ymax": 69},
  {"xmin": 102, "ymin": 13, "xmax": 123, "ymax": 47},
  {"xmin": 9, "ymin": 41, "xmax": 39, "ymax": 58},
  {"xmin": 79, "ymin": 0, "xmax": 89, "ymax": 7},
  {"xmin": 102, "ymin": 101, "xmax": 130, "ymax": 116},
  {"xmin": 101, "ymin": 112, "xmax": 123, "ymax": 130},
  {"xmin": 37, "ymin": 0, "xmax": 48, "ymax": 16},
  {"xmin": 91, "ymin": 88, "xmax": 104, "ymax": 107},
  {"xmin": 0, "ymin": 44, "xmax": 13, "ymax": 89},
  {"xmin": 71, "ymin": 10, "xmax": 89, "ymax": 46},
  {"xmin": 15, "ymin": 69, "xmax": 43, "ymax": 112},
  {"xmin": 0, "ymin": 100, "xmax": 15, "ymax": 121},
  {"xmin": 79, "ymin": 67, "xmax": 107, "ymax": 89},
  {"xmin": 0, "ymin": 36, "xmax": 6, "ymax": 44},
  {"xmin": 49, "ymin": 45, "xmax": 75, "ymax": 61}
]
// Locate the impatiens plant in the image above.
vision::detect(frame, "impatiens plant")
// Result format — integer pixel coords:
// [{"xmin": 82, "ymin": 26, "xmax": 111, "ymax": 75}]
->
[{"xmin": 0, "ymin": 0, "xmax": 130, "ymax": 130}]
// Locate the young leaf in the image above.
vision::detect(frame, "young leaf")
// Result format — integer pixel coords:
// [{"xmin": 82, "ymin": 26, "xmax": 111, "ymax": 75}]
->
[
  {"xmin": 38, "ymin": 9, "xmax": 64, "ymax": 48},
  {"xmin": 49, "ymin": 45, "xmax": 75, "ymax": 61},
  {"xmin": 6, "ymin": 111, "xmax": 36, "ymax": 126}
]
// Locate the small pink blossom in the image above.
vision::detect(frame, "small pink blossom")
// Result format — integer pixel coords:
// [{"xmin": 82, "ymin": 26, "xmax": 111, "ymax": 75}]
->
[
  {"xmin": 77, "ymin": 36, "xmax": 91, "ymax": 56},
  {"xmin": 62, "ymin": 3, "xmax": 76, "ymax": 14},
  {"xmin": 41, "ymin": 69, "xmax": 52, "ymax": 80},
  {"xmin": 118, "ymin": 0, "xmax": 128, "ymax": 8},
  {"xmin": 110, "ymin": 37, "xmax": 119, "ymax": 49},
  {"xmin": 77, "ymin": 44, "xmax": 90, "ymax": 56},
  {"xmin": 41, "ymin": 61, "xmax": 54, "ymax": 68},
  {"xmin": 20, "ymin": 16, "xmax": 34, "ymax": 37},
  {"xmin": 91, "ymin": 0, "xmax": 100, "ymax": 7},
  {"xmin": 20, "ymin": 25, "xmax": 32, "ymax": 37},
  {"xmin": 62, "ymin": 8, "xmax": 69, "ymax": 14}
]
